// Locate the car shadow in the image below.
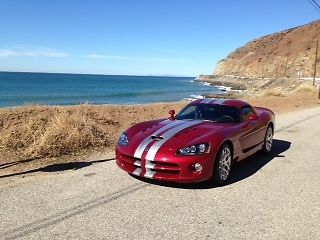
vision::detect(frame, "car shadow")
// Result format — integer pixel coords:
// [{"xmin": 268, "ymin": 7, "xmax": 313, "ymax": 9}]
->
[
  {"xmin": 131, "ymin": 139, "xmax": 291, "ymax": 189},
  {"xmin": 0, "ymin": 158, "xmax": 115, "ymax": 179},
  {"xmin": 0, "ymin": 157, "xmax": 40, "ymax": 170}
]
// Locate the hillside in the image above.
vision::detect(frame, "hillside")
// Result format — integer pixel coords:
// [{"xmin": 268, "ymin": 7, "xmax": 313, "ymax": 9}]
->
[{"xmin": 215, "ymin": 20, "xmax": 320, "ymax": 79}]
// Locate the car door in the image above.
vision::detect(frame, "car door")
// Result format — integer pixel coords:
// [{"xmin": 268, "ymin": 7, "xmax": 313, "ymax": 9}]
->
[{"xmin": 239, "ymin": 106, "xmax": 260, "ymax": 152}]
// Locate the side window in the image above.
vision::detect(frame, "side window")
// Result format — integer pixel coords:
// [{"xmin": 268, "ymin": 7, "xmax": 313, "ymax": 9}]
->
[{"xmin": 241, "ymin": 106, "xmax": 254, "ymax": 122}]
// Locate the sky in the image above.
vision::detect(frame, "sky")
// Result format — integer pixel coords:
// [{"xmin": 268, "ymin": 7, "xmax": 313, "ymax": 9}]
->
[{"xmin": 0, "ymin": 0, "xmax": 320, "ymax": 76}]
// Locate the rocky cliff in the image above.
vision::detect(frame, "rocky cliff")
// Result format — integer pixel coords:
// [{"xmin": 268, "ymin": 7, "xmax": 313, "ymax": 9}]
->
[{"xmin": 214, "ymin": 20, "xmax": 320, "ymax": 79}]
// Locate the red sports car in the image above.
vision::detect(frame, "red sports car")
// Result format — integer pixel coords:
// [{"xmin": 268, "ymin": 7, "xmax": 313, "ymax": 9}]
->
[{"xmin": 116, "ymin": 99, "xmax": 275, "ymax": 184}]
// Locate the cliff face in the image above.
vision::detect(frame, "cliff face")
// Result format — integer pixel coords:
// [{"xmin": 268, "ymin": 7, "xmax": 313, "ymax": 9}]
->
[{"xmin": 215, "ymin": 20, "xmax": 320, "ymax": 79}]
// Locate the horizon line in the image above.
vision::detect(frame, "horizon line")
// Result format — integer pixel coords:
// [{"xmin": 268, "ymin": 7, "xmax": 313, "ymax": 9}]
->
[{"xmin": 0, "ymin": 70, "xmax": 196, "ymax": 78}]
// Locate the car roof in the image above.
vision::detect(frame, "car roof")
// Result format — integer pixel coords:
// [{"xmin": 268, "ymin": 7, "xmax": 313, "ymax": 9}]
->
[{"xmin": 191, "ymin": 99, "xmax": 250, "ymax": 108}]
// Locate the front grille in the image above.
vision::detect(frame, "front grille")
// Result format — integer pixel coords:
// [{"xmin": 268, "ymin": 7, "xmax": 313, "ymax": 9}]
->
[
  {"xmin": 151, "ymin": 168, "xmax": 180, "ymax": 174},
  {"xmin": 119, "ymin": 153, "xmax": 181, "ymax": 176},
  {"xmin": 120, "ymin": 154, "xmax": 141, "ymax": 173},
  {"xmin": 145, "ymin": 160, "xmax": 181, "ymax": 174},
  {"xmin": 121, "ymin": 154, "xmax": 140, "ymax": 165}
]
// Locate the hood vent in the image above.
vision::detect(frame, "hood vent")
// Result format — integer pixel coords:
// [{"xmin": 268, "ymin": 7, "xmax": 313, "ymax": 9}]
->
[
  {"xmin": 151, "ymin": 136, "xmax": 164, "ymax": 141},
  {"xmin": 174, "ymin": 127, "xmax": 197, "ymax": 137}
]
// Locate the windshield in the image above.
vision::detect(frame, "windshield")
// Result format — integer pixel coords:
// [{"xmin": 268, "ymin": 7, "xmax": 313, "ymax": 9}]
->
[{"xmin": 176, "ymin": 104, "xmax": 239, "ymax": 123}]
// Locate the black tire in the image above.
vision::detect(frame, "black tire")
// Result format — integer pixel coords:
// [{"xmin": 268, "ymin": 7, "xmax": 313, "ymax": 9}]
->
[
  {"xmin": 212, "ymin": 143, "xmax": 232, "ymax": 185},
  {"xmin": 262, "ymin": 125, "xmax": 273, "ymax": 154}
]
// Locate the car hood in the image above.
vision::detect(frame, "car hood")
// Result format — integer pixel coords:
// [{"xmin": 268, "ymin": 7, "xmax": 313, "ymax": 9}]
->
[{"xmin": 128, "ymin": 119, "xmax": 228, "ymax": 160}]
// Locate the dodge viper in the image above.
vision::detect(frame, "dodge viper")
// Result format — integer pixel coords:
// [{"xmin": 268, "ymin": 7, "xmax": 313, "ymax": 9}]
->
[{"xmin": 116, "ymin": 99, "xmax": 275, "ymax": 184}]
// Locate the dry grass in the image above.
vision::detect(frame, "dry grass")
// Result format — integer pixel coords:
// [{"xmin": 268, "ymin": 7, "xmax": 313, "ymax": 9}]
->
[
  {"xmin": 0, "ymin": 106, "xmax": 112, "ymax": 159},
  {"xmin": 0, "ymin": 102, "xmax": 185, "ymax": 160},
  {"xmin": 294, "ymin": 83, "xmax": 317, "ymax": 93},
  {"xmin": 262, "ymin": 88, "xmax": 286, "ymax": 97}
]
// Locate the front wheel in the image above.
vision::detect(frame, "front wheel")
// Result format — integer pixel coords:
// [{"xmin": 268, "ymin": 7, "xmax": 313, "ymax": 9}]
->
[
  {"xmin": 212, "ymin": 144, "xmax": 232, "ymax": 185},
  {"xmin": 262, "ymin": 125, "xmax": 273, "ymax": 154}
]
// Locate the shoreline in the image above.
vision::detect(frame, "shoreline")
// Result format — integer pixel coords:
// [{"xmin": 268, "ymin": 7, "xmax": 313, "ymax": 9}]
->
[
  {"xmin": 0, "ymin": 72, "xmax": 214, "ymax": 108},
  {"xmin": 195, "ymin": 74, "xmax": 320, "ymax": 95}
]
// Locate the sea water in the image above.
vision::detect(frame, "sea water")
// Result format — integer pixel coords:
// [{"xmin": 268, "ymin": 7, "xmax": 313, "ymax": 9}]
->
[{"xmin": 0, "ymin": 72, "xmax": 219, "ymax": 108}]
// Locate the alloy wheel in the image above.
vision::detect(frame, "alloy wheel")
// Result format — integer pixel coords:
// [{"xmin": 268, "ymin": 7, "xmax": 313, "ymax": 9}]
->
[{"xmin": 218, "ymin": 146, "xmax": 232, "ymax": 181}]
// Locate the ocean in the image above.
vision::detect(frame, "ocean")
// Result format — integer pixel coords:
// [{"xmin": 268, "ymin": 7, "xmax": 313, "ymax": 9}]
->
[{"xmin": 0, "ymin": 72, "xmax": 219, "ymax": 108}]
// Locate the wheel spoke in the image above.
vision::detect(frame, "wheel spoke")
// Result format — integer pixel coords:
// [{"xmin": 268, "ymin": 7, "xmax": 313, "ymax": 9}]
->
[
  {"xmin": 264, "ymin": 127, "xmax": 273, "ymax": 152},
  {"xmin": 219, "ymin": 146, "xmax": 231, "ymax": 181}
]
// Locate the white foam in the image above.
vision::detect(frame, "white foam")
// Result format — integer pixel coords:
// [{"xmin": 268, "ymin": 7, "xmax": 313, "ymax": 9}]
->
[
  {"xmin": 190, "ymin": 94, "xmax": 205, "ymax": 99},
  {"xmin": 202, "ymin": 82, "xmax": 211, "ymax": 86}
]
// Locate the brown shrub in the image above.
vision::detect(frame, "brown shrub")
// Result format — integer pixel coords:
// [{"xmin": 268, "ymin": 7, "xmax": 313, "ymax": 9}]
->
[
  {"xmin": 294, "ymin": 83, "xmax": 317, "ymax": 93},
  {"xmin": 0, "ymin": 102, "xmax": 185, "ymax": 160},
  {"xmin": 0, "ymin": 106, "xmax": 113, "ymax": 158},
  {"xmin": 263, "ymin": 88, "xmax": 286, "ymax": 97}
]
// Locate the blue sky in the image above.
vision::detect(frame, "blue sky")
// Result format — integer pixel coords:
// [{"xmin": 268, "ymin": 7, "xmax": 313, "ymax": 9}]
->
[{"xmin": 0, "ymin": 0, "xmax": 319, "ymax": 76}]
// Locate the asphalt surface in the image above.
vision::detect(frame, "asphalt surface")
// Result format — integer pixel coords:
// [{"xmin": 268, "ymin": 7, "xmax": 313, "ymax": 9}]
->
[{"xmin": 1, "ymin": 106, "xmax": 320, "ymax": 240}]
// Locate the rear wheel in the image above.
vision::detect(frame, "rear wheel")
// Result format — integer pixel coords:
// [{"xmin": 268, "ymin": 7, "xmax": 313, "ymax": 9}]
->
[
  {"xmin": 212, "ymin": 143, "xmax": 232, "ymax": 184},
  {"xmin": 262, "ymin": 125, "xmax": 273, "ymax": 154}
]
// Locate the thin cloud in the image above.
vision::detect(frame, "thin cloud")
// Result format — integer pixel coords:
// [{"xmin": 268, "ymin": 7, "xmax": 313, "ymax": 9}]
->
[
  {"xmin": 0, "ymin": 49, "xmax": 17, "ymax": 57},
  {"xmin": 148, "ymin": 47, "xmax": 214, "ymax": 56},
  {"xmin": 0, "ymin": 48, "xmax": 69, "ymax": 58},
  {"xmin": 85, "ymin": 54, "xmax": 186, "ymax": 63}
]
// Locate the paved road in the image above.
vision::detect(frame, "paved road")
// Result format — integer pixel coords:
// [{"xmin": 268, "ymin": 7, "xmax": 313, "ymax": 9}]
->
[{"xmin": 1, "ymin": 107, "xmax": 320, "ymax": 240}]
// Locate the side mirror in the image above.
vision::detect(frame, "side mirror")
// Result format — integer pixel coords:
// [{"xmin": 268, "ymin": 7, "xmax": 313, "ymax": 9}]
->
[
  {"xmin": 248, "ymin": 114, "xmax": 259, "ymax": 121},
  {"xmin": 168, "ymin": 110, "xmax": 175, "ymax": 120}
]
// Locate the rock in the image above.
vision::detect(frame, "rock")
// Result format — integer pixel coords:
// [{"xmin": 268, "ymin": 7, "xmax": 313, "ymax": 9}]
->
[{"xmin": 214, "ymin": 20, "xmax": 320, "ymax": 79}]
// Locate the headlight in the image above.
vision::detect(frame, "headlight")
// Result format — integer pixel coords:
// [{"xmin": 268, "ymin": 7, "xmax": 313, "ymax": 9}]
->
[
  {"xmin": 177, "ymin": 143, "xmax": 209, "ymax": 155},
  {"xmin": 118, "ymin": 132, "xmax": 129, "ymax": 146}
]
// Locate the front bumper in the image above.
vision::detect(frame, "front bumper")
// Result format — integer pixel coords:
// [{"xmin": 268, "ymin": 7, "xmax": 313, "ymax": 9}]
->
[{"xmin": 116, "ymin": 149, "xmax": 217, "ymax": 183}]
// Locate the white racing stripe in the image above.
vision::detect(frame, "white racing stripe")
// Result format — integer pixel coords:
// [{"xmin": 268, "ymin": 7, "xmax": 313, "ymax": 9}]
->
[
  {"xmin": 133, "ymin": 118, "xmax": 203, "ymax": 179},
  {"xmin": 145, "ymin": 160, "xmax": 155, "ymax": 169},
  {"xmin": 144, "ymin": 170, "xmax": 156, "ymax": 179},
  {"xmin": 145, "ymin": 120, "xmax": 203, "ymax": 161},
  {"xmin": 200, "ymin": 98, "xmax": 227, "ymax": 105},
  {"xmin": 201, "ymin": 99, "xmax": 212, "ymax": 104},
  {"xmin": 144, "ymin": 161, "xmax": 156, "ymax": 178},
  {"xmin": 132, "ymin": 168, "xmax": 141, "ymax": 176},
  {"xmin": 133, "ymin": 120, "xmax": 184, "ymax": 159},
  {"xmin": 213, "ymin": 99, "xmax": 226, "ymax": 104},
  {"xmin": 133, "ymin": 161, "xmax": 141, "ymax": 167}
]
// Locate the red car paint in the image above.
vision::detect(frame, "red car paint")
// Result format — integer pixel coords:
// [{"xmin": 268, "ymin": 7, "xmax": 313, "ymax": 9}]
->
[{"xmin": 116, "ymin": 99, "xmax": 275, "ymax": 183}]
